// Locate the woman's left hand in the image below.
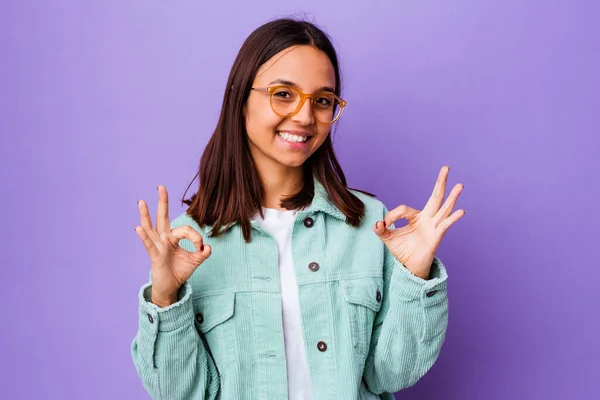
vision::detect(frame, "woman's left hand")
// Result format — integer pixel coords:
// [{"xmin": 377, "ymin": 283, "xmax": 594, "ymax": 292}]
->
[{"xmin": 373, "ymin": 166, "xmax": 465, "ymax": 280}]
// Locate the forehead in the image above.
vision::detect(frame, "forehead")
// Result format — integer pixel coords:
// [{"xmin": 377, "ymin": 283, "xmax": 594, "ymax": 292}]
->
[{"xmin": 254, "ymin": 45, "xmax": 336, "ymax": 91}]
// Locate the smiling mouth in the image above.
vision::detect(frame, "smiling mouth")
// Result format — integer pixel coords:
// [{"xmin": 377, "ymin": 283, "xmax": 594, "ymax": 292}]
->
[{"xmin": 276, "ymin": 131, "xmax": 313, "ymax": 143}]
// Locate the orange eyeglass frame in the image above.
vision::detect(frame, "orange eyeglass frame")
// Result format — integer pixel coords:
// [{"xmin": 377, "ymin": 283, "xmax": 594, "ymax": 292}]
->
[{"xmin": 250, "ymin": 85, "xmax": 348, "ymax": 124}]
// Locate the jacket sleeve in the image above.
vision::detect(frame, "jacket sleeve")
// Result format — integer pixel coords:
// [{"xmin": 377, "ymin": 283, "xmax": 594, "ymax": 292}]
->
[
  {"xmin": 130, "ymin": 218, "xmax": 219, "ymax": 399},
  {"xmin": 362, "ymin": 209, "xmax": 449, "ymax": 394},
  {"xmin": 130, "ymin": 280, "xmax": 220, "ymax": 399}
]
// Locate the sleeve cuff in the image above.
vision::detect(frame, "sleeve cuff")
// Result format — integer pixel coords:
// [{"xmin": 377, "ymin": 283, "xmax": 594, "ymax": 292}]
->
[
  {"xmin": 138, "ymin": 281, "xmax": 194, "ymax": 333},
  {"xmin": 392, "ymin": 256, "xmax": 448, "ymax": 304}
]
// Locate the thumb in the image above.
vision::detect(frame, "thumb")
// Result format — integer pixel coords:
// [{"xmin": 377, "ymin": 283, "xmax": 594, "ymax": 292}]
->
[
  {"xmin": 373, "ymin": 204, "xmax": 419, "ymax": 240},
  {"xmin": 188, "ymin": 243, "xmax": 212, "ymax": 265}
]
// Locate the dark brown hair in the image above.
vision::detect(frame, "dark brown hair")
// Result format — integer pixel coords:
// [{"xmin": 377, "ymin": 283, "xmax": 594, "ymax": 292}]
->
[{"xmin": 182, "ymin": 18, "xmax": 373, "ymax": 242}]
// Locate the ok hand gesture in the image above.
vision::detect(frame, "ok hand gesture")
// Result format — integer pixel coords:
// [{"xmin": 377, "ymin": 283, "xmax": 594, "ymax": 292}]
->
[
  {"xmin": 134, "ymin": 186, "xmax": 212, "ymax": 307},
  {"xmin": 373, "ymin": 166, "xmax": 465, "ymax": 280}
]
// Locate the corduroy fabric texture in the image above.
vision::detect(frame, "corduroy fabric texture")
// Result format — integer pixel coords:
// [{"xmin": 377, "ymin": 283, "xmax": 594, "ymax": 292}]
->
[{"xmin": 131, "ymin": 179, "xmax": 449, "ymax": 399}]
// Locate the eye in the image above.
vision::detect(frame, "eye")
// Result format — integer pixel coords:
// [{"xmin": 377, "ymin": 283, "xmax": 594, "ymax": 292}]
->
[
  {"xmin": 314, "ymin": 95, "xmax": 334, "ymax": 107},
  {"xmin": 272, "ymin": 89, "xmax": 294, "ymax": 99}
]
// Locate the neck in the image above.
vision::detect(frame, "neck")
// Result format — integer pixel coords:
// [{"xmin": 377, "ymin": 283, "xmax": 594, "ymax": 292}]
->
[{"xmin": 255, "ymin": 163, "xmax": 305, "ymax": 211}]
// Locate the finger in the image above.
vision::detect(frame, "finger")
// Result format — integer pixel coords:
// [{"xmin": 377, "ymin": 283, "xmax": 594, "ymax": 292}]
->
[
  {"xmin": 161, "ymin": 229, "xmax": 180, "ymax": 247},
  {"xmin": 384, "ymin": 204, "xmax": 419, "ymax": 227},
  {"xmin": 156, "ymin": 185, "xmax": 170, "ymax": 234},
  {"xmin": 158, "ymin": 227, "xmax": 208, "ymax": 262},
  {"xmin": 372, "ymin": 219, "xmax": 391, "ymax": 240},
  {"xmin": 172, "ymin": 225, "xmax": 205, "ymax": 252},
  {"xmin": 423, "ymin": 165, "xmax": 450, "ymax": 216},
  {"xmin": 434, "ymin": 183, "xmax": 464, "ymax": 225},
  {"xmin": 134, "ymin": 226, "xmax": 160, "ymax": 260},
  {"xmin": 138, "ymin": 200, "xmax": 159, "ymax": 240},
  {"xmin": 437, "ymin": 209, "xmax": 466, "ymax": 235},
  {"xmin": 192, "ymin": 243, "xmax": 212, "ymax": 262}
]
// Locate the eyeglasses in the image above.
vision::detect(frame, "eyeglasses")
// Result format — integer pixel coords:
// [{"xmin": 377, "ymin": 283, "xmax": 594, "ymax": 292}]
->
[{"xmin": 250, "ymin": 85, "xmax": 347, "ymax": 124}]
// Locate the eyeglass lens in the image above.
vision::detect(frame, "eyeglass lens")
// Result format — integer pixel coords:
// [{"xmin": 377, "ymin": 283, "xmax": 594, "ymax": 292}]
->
[{"xmin": 270, "ymin": 86, "xmax": 341, "ymax": 123}]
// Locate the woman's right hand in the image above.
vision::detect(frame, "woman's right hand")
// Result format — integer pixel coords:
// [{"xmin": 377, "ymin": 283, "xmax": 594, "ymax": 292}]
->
[{"xmin": 134, "ymin": 185, "xmax": 212, "ymax": 307}]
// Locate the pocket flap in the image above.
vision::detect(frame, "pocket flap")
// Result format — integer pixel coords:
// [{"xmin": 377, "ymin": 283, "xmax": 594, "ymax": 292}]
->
[
  {"xmin": 342, "ymin": 279, "xmax": 382, "ymax": 312},
  {"xmin": 194, "ymin": 292, "xmax": 235, "ymax": 333}
]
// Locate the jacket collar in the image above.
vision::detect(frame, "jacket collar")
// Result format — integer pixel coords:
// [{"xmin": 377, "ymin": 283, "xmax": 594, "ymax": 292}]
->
[
  {"xmin": 202, "ymin": 175, "xmax": 346, "ymax": 234},
  {"xmin": 310, "ymin": 177, "xmax": 347, "ymax": 221}
]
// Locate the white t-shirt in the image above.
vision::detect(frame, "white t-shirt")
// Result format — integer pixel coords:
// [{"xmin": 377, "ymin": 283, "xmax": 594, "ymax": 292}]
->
[{"xmin": 251, "ymin": 207, "xmax": 313, "ymax": 400}]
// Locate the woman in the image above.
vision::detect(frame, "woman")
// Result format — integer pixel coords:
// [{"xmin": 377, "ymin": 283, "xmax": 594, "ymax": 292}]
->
[{"xmin": 131, "ymin": 18, "xmax": 464, "ymax": 400}]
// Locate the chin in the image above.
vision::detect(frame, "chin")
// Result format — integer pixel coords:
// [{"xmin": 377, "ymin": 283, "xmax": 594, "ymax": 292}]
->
[{"xmin": 276, "ymin": 156, "xmax": 307, "ymax": 168}]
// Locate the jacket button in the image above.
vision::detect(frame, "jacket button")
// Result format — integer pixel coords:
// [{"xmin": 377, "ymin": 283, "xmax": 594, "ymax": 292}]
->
[
  {"xmin": 317, "ymin": 341, "xmax": 327, "ymax": 352},
  {"xmin": 376, "ymin": 291, "xmax": 381, "ymax": 302},
  {"xmin": 195, "ymin": 313, "xmax": 204, "ymax": 324},
  {"xmin": 147, "ymin": 314, "xmax": 154, "ymax": 324},
  {"xmin": 308, "ymin": 262, "xmax": 320, "ymax": 272},
  {"xmin": 426, "ymin": 290, "xmax": 438, "ymax": 297},
  {"xmin": 303, "ymin": 217, "xmax": 314, "ymax": 228}
]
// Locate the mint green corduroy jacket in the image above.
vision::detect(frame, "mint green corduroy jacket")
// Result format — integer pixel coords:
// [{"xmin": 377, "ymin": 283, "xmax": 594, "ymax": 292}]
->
[{"xmin": 131, "ymin": 179, "xmax": 449, "ymax": 399}]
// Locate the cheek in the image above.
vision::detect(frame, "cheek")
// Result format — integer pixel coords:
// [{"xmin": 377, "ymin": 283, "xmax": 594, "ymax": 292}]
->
[
  {"xmin": 312, "ymin": 126, "xmax": 330, "ymax": 147},
  {"xmin": 245, "ymin": 100, "xmax": 281, "ymax": 138}
]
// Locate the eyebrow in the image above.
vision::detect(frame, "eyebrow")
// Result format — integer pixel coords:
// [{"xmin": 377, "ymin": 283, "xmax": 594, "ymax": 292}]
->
[{"xmin": 268, "ymin": 79, "xmax": 335, "ymax": 93}]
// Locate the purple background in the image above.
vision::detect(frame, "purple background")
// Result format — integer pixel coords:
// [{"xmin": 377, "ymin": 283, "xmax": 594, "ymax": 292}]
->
[{"xmin": 2, "ymin": 1, "xmax": 598, "ymax": 399}]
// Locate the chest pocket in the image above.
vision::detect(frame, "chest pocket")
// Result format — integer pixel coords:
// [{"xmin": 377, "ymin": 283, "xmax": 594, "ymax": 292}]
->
[
  {"xmin": 342, "ymin": 278, "xmax": 383, "ymax": 357},
  {"xmin": 192, "ymin": 292, "xmax": 237, "ymax": 374}
]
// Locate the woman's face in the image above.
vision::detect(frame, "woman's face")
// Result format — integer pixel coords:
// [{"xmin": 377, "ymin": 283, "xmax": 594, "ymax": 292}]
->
[{"xmin": 244, "ymin": 45, "xmax": 336, "ymax": 170}]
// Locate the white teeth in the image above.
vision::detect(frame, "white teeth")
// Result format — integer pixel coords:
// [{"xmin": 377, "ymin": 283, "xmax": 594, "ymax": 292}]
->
[{"xmin": 278, "ymin": 132, "xmax": 309, "ymax": 143}]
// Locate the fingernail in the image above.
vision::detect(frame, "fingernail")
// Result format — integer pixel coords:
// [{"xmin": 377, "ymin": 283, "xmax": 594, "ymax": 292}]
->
[
  {"xmin": 383, "ymin": 220, "xmax": 387, "ymax": 228},
  {"xmin": 200, "ymin": 245, "xmax": 204, "ymax": 251},
  {"xmin": 133, "ymin": 227, "xmax": 137, "ymax": 232},
  {"xmin": 137, "ymin": 200, "xmax": 140, "ymax": 205},
  {"xmin": 157, "ymin": 186, "xmax": 159, "ymax": 190},
  {"xmin": 375, "ymin": 221, "xmax": 379, "ymax": 229}
]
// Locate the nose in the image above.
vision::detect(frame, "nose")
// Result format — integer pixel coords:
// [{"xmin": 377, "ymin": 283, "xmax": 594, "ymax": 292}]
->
[{"xmin": 291, "ymin": 97, "xmax": 315, "ymax": 126}]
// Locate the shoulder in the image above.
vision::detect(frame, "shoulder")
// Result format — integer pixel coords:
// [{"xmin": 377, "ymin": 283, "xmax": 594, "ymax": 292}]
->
[
  {"xmin": 170, "ymin": 211, "xmax": 202, "ymax": 231},
  {"xmin": 347, "ymin": 188, "xmax": 389, "ymax": 219}
]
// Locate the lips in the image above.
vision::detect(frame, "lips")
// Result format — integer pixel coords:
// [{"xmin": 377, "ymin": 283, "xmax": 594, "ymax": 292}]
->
[
  {"xmin": 276, "ymin": 131, "xmax": 313, "ymax": 143},
  {"xmin": 275, "ymin": 131, "xmax": 314, "ymax": 150}
]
